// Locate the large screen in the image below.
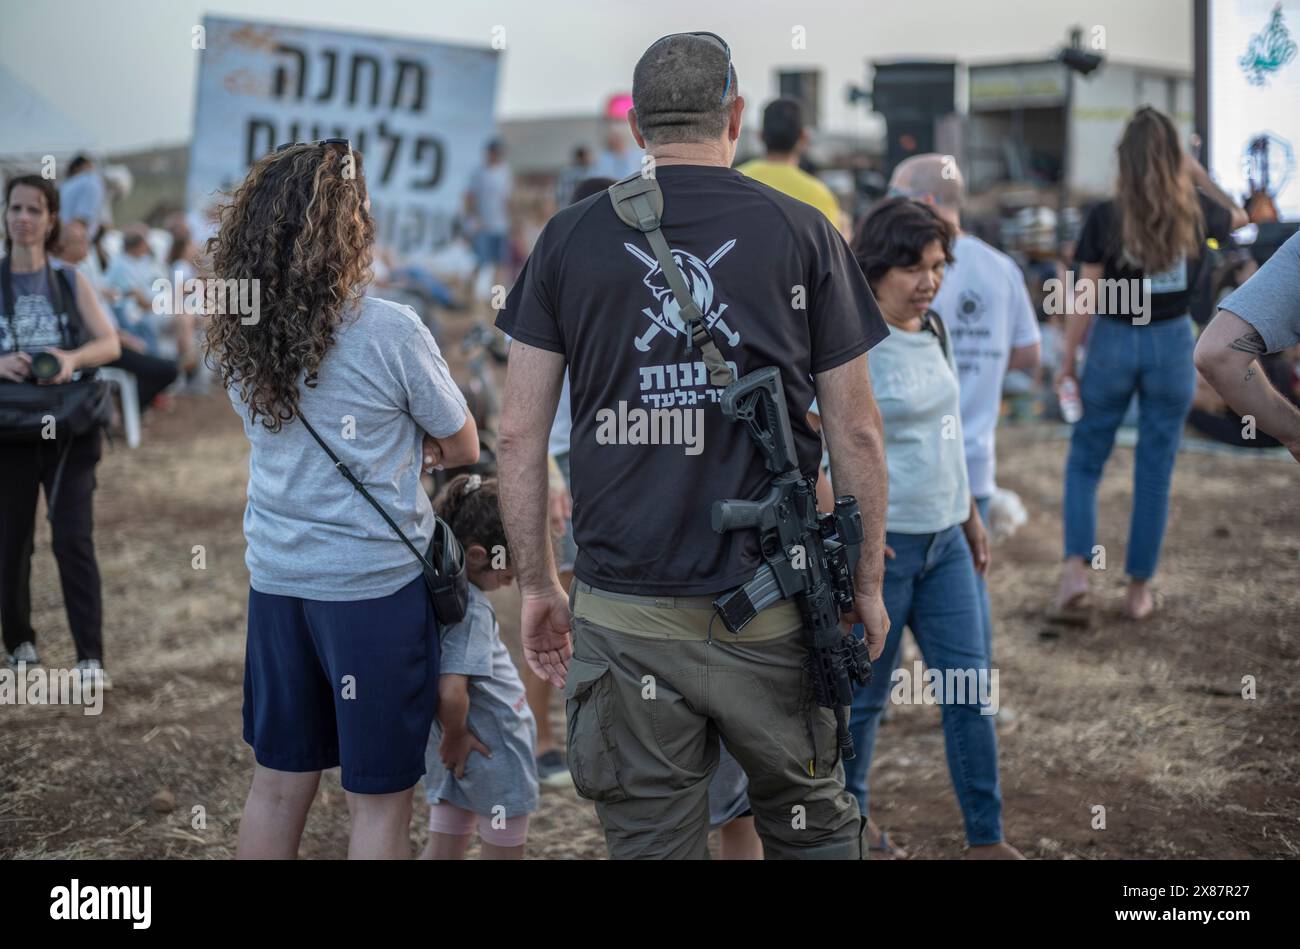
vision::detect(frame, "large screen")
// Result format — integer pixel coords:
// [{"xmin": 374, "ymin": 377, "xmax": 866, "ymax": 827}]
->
[{"xmin": 1208, "ymin": 0, "xmax": 1300, "ymax": 221}]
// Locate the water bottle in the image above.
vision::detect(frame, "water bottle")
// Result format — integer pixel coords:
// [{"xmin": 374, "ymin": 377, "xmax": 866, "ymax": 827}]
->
[{"xmin": 1059, "ymin": 376, "xmax": 1083, "ymax": 424}]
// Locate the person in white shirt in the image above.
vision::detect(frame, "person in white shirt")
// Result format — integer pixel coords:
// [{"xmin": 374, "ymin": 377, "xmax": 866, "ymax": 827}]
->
[{"xmin": 889, "ymin": 154, "xmax": 1040, "ymax": 675}]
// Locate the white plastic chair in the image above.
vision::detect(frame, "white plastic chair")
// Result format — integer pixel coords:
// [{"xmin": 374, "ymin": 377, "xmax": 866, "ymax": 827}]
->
[{"xmin": 97, "ymin": 366, "xmax": 140, "ymax": 449}]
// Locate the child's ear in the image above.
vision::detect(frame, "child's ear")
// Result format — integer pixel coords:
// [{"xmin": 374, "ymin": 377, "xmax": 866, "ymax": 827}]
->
[{"xmin": 465, "ymin": 545, "xmax": 490, "ymax": 569}]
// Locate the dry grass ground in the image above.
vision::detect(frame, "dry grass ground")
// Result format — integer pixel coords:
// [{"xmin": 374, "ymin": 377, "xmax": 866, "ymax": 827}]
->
[{"xmin": 3, "ymin": 313, "xmax": 1297, "ymax": 859}]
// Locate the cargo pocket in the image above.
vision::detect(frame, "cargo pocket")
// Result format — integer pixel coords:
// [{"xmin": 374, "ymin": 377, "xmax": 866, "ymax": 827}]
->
[
  {"xmin": 801, "ymin": 668, "xmax": 844, "ymax": 779},
  {"xmin": 563, "ymin": 656, "xmax": 628, "ymax": 803}
]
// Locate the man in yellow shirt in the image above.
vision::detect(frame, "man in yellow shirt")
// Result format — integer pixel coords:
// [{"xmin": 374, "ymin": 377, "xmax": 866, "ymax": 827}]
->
[{"xmin": 737, "ymin": 98, "xmax": 841, "ymax": 226}]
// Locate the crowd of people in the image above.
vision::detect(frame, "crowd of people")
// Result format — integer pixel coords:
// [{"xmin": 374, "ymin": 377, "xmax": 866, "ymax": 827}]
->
[{"xmin": 5, "ymin": 30, "xmax": 1299, "ymax": 862}]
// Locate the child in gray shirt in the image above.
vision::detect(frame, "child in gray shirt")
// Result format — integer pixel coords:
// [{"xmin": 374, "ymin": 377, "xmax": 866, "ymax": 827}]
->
[{"xmin": 420, "ymin": 474, "xmax": 539, "ymax": 859}]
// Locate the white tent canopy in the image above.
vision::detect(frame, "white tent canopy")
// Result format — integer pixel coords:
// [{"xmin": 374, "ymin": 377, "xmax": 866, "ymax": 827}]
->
[{"xmin": 0, "ymin": 64, "xmax": 95, "ymax": 162}]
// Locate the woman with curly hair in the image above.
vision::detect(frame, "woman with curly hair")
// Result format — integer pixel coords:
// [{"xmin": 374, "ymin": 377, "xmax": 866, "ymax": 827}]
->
[{"xmin": 207, "ymin": 141, "xmax": 478, "ymax": 859}]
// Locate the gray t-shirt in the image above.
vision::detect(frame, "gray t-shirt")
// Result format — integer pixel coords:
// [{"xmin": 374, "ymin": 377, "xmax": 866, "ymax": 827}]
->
[
  {"xmin": 1220, "ymin": 231, "xmax": 1300, "ymax": 353},
  {"xmin": 230, "ymin": 295, "xmax": 468, "ymax": 600},
  {"xmin": 424, "ymin": 585, "xmax": 540, "ymax": 818},
  {"xmin": 1, "ymin": 262, "xmax": 73, "ymax": 354}
]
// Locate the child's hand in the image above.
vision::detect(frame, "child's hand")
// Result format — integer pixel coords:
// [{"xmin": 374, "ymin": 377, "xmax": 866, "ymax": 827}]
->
[{"xmin": 440, "ymin": 728, "xmax": 491, "ymax": 779}]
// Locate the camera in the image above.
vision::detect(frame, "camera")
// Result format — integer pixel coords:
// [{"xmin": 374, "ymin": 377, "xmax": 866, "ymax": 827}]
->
[{"xmin": 29, "ymin": 351, "xmax": 61, "ymax": 382}]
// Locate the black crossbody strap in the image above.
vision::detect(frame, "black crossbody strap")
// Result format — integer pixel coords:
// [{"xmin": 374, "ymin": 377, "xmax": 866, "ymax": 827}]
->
[
  {"xmin": 297, "ymin": 413, "xmax": 435, "ymax": 572},
  {"xmin": 608, "ymin": 173, "xmax": 736, "ymax": 388},
  {"xmin": 1, "ymin": 257, "xmax": 13, "ymax": 325},
  {"xmin": 923, "ymin": 309, "xmax": 951, "ymax": 362}
]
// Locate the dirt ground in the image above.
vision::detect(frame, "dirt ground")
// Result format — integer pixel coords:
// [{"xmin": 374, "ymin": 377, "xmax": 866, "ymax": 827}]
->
[{"xmin": 3, "ymin": 312, "xmax": 1298, "ymax": 859}]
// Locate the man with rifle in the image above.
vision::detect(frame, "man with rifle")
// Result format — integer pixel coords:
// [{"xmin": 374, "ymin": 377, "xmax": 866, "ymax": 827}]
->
[{"xmin": 495, "ymin": 32, "xmax": 890, "ymax": 859}]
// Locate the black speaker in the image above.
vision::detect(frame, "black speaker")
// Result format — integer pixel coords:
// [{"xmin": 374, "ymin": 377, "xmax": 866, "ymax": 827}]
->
[{"xmin": 870, "ymin": 61, "xmax": 957, "ymax": 179}]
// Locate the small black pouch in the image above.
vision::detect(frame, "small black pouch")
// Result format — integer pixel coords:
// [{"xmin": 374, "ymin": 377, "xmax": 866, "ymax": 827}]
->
[{"xmin": 424, "ymin": 514, "xmax": 469, "ymax": 626}]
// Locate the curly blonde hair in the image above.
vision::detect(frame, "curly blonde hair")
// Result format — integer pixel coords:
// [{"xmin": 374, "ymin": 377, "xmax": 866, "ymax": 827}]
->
[{"xmin": 205, "ymin": 144, "xmax": 374, "ymax": 431}]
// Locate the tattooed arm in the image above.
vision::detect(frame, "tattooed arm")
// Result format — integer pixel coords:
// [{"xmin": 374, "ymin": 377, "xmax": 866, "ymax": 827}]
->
[{"xmin": 1194, "ymin": 309, "xmax": 1300, "ymax": 461}]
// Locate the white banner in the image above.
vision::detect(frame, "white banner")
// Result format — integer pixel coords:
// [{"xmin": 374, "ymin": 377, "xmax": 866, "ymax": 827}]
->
[
  {"xmin": 1209, "ymin": 0, "xmax": 1300, "ymax": 220},
  {"xmin": 187, "ymin": 16, "xmax": 500, "ymax": 254}
]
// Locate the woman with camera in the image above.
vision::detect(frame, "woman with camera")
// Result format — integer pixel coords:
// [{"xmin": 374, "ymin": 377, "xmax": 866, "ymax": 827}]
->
[
  {"xmin": 1, "ymin": 174, "xmax": 120, "ymax": 684},
  {"xmin": 206, "ymin": 141, "xmax": 478, "ymax": 859}
]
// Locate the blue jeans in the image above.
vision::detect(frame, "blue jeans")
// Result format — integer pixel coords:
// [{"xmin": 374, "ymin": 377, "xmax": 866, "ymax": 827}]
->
[
  {"xmin": 1063, "ymin": 315, "xmax": 1196, "ymax": 579},
  {"xmin": 472, "ymin": 231, "xmax": 508, "ymax": 267},
  {"xmin": 974, "ymin": 495, "xmax": 993, "ymax": 665},
  {"xmin": 846, "ymin": 524, "xmax": 1004, "ymax": 846}
]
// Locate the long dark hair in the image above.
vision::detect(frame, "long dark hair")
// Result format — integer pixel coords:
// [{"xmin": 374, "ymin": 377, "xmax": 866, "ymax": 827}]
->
[
  {"xmin": 205, "ymin": 144, "xmax": 374, "ymax": 432},
  {"xmin": 4, "ymin": 174, "xmax": 61, "ymax": 256},
  {"xmin": 1115, "ymin": 106, "xmax": 1203, "ymax": 272}
]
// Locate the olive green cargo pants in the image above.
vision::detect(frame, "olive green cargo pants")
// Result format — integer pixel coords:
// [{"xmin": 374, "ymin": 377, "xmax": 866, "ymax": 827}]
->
[{"xmin": 564, "ymin": 581, "xmax": 865, "ymax": 859}]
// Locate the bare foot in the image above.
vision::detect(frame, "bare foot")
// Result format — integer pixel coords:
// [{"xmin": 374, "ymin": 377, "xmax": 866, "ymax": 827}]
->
[
  {"xmin": 1124, "ymin": 582, "xmax": 1155, "ymax": 620},
  {"xmin": 866, "ymin": 817, "xmax": 909, "ymax": 859},
  {"xmin": 965, "ymin": 841, "xmax": 1026, "ymax": 859},
  {"xmin": 1054, "ymin": 559, "xmax": 1090, "ymax": 612}
]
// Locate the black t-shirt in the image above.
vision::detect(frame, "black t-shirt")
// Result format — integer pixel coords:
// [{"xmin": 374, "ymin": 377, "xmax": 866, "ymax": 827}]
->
[
  {"xmin": 496, "ymin": 164, "xmax": 888, "ymax": 595},
  {"xmin": 1075, "ymin": 191, "xmax": 1233, "ymax": 322}
]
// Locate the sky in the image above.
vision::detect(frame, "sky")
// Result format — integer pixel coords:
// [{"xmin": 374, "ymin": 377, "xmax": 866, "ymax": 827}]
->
[{"xmin": 2, "ymin": 0, "xmax": 1196, "ymax": 153}]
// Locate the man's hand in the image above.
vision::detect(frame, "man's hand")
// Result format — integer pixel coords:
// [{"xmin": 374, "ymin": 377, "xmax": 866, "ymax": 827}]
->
[
  {"xmin": 964, "ymin": 509, "xmax": 991, "ymax": 577},
  {"xmin": 520, "ymin": 584, "xmax": 572, "ymax": 688},
  {"xmin": 439, "ymin": 727, "xmax": 491, "ymax": 780},
  {"xmin": 845, "ymin": 591, "xmax": 889, "ymax": 661},
  {"xmin": 0, "ymin": 351, "xmax": 31, "ymax": 382}
]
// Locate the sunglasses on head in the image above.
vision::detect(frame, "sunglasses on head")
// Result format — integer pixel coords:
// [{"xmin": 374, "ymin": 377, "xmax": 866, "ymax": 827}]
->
[{"xmin": 652, "ymin": 31, "xmax": 732, "ymax": 101}]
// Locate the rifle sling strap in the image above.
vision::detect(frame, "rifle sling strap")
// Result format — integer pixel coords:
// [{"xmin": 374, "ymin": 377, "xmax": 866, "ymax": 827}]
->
[{"xmin": 607, "ymin": 173, "xmax": 735, "ymax": 389}]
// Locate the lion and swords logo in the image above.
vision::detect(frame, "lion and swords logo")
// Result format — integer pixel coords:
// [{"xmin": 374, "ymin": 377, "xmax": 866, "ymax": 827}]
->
[{"xmin": 623, "ymin": 239, "xmax": 741, "ymax": 352}]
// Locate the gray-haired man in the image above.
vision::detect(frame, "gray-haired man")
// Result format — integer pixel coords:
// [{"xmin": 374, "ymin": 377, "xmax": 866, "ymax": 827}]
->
[{"xmin": 495, "ymin": 33, "xmax": 890, "ymax": 859}]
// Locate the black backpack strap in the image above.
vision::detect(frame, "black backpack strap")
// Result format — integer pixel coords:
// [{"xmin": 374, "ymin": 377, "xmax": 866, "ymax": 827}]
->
[
  {"xmin": 0, "ymin": 256, "xmax": 12, "ymax": 321},
  {"xmin": 0, "ymin": 257, "xmax": 14, "ymax": 343},
  {"xmin": 923, "ymin": 309, "xmax": 951, "ymax": 362},
  {"xmin": 297, "ymin": 412, "xmax": 435, "ymax": 572},
  {"xmin": 607, "ymin": 173, "xmax": 736, "ymax": 388},
  {"xmin": 49, "ymin": 263, "xmax": 85, "ymax": 350}
]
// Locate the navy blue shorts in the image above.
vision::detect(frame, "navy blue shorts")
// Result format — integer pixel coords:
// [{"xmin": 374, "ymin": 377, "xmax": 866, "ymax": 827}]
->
[{"xmin": 242, "ymin": 575, "xmax": 440, "ymax": 794}]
